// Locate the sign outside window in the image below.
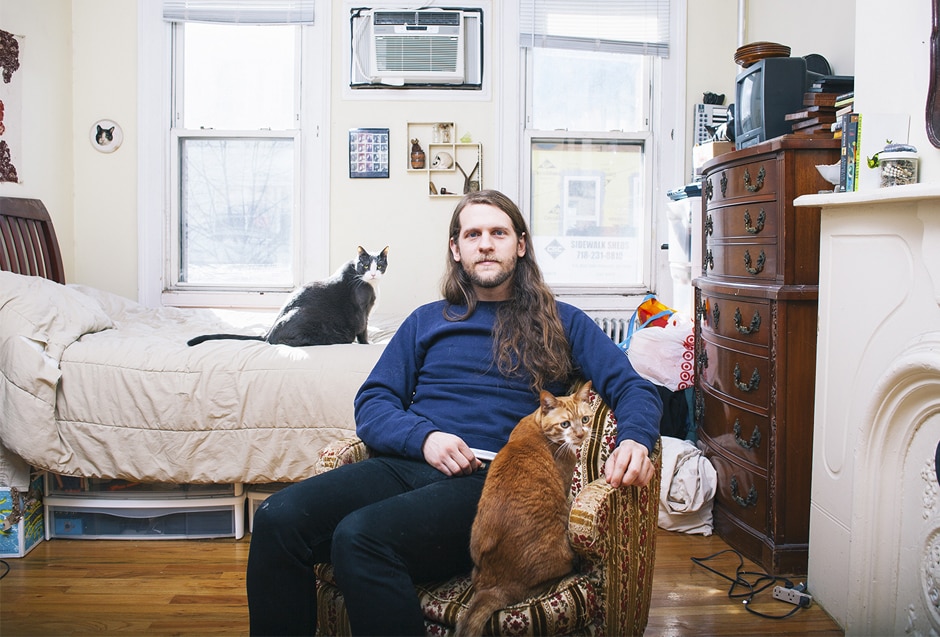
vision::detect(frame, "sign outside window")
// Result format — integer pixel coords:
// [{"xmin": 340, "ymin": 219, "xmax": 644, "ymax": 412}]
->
[{"xmin": 529, "ymin": 139, "xmax": 645, "ymax": 288}]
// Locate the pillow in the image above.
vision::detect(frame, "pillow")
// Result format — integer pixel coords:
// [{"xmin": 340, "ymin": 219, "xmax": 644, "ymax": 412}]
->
[{"xmin": 0, "ymin": 271, "xmax": 113, "ymax": 361}]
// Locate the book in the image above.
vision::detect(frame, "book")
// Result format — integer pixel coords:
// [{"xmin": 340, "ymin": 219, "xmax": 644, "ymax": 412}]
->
[{"xmin": 839, "ymin": 112, "xmax": 859, "ymax": 192}]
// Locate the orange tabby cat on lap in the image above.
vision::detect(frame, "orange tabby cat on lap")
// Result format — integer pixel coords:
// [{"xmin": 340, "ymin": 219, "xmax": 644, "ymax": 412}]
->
[{"xmin": 456, "ymin": 381, "xmax": 594, "ymax": 637}]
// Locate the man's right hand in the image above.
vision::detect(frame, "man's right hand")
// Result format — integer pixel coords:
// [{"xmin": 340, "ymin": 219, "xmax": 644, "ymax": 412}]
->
[{"xmin": 422, "ymin": 431, "xmax": 483, "ymax": 476}]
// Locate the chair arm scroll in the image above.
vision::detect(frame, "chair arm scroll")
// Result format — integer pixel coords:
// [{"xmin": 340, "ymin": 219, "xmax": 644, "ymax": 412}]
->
[{"xmin": 314, "ymin": 436, "xmax": 372, "ymax": 474}]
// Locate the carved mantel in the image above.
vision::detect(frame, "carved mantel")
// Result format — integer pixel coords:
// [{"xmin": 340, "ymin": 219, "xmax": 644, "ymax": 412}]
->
[{"xmin": 796, "ymin": 184, "xmax": 940, "ymax": 634}]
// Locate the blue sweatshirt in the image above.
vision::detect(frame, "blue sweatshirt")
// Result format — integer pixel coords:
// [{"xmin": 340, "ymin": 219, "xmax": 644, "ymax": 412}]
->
[{"xmin": 354, "ymin": 300, "xmax": 662, "ymax": 460}]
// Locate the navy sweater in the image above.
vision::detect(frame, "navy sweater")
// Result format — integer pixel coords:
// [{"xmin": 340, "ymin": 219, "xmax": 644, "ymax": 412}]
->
[{"xmin": 354, "ymin": 300, "xmax": 662, "ymax": 460}]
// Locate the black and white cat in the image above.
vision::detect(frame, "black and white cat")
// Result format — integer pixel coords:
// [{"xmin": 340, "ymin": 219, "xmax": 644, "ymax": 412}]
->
[{"xmin": 187, "ymin": 246, "xmax": 389, "ymax": 347}]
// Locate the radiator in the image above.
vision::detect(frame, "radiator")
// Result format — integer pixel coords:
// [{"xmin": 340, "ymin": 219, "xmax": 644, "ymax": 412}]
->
[{"xmin": 593, "ymin": 316, "xmax": 630, "ymax": 344}]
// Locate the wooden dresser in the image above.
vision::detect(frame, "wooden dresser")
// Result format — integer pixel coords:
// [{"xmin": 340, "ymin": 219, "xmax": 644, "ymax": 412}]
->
[{"xmin": 693, "ymin": 136, "xmax": 839, "ymax": 576}]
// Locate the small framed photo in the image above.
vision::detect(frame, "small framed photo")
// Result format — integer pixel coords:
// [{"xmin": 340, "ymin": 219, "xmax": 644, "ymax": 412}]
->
[{"xmin": 349, "ymin": 128, "xmax": 390, "ymax": 178}]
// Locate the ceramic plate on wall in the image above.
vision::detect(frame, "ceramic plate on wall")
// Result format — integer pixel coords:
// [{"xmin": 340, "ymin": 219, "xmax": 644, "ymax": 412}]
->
[{"xmin": 90, "ymin": 119, "xmax": 123, "ymax": 153}]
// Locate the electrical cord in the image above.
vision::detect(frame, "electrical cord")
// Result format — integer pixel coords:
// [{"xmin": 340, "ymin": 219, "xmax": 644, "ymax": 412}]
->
[
  {"xmin": 691, "ymin": 549, "xmax": 806, "ymax": 619},
  {"xmin": 0, "ymin": 559, "xmax": 10, "ymax": 580}
]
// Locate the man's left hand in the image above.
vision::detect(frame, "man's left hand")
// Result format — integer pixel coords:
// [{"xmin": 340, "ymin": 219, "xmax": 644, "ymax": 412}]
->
[{"xmin": 604, "ymin": 439, "xmax": 655, "ymax": 488}]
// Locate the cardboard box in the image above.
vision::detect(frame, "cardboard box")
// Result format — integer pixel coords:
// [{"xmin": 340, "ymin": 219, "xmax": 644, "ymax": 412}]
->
[
  {"xmin": 692, "ymin": 141, "xmax": 735, "ymax": 174},
  {"xmin": 0, "ymin": 474, "xmax": 44, "ymax": 558}
]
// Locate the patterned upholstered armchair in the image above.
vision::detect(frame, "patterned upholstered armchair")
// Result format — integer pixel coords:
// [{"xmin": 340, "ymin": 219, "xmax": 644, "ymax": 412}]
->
[{"xmin": 312, "ymin": 384, "xmax": 662, "ymax": 637}]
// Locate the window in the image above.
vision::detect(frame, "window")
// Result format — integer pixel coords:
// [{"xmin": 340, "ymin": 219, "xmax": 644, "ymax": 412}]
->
[
  {"xmin": 520, "ymin": 0, "xmax": 669, "ymax": 295},
  {"xmin": 152, "ymin": 0, "xmax": 323, "ymax": 307}
]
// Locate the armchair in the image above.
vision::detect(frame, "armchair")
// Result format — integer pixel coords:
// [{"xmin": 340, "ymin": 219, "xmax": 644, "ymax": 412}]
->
[{"xmin": 312, "ymin": 385, "xmax": 662, "ymax": 636}]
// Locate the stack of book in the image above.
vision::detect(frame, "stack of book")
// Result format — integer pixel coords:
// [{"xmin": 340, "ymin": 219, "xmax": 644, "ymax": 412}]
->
[
  {"xmin": 831, "ymin": 92, "xmax": 860, "ymax": 192},
  {"xmin": 784, "ymin": 76, "xmax": 854, "ymax": 138}
]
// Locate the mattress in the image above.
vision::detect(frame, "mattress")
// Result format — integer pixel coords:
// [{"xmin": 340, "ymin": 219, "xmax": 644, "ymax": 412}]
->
[{"xmin": 0, "ymin": 272, "xmax": 394, "ymax": 487}]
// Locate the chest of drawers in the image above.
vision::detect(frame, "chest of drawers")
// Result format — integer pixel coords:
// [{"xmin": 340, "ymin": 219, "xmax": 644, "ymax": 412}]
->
[{"xmin": 694, "ymin": 136, "xmax": 839, "ymax": 576}]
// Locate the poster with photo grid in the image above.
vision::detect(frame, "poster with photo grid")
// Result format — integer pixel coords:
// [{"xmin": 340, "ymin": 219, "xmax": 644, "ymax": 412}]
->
[{"xmin": 348, "ymin": 128, "xmax": 390, "ymax": 178}]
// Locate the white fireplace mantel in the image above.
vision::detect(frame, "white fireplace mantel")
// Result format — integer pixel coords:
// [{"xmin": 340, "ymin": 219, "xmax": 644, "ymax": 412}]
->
[{"xmin": 795, "ymin": 183, "xmax": 940, "ymax": 635}]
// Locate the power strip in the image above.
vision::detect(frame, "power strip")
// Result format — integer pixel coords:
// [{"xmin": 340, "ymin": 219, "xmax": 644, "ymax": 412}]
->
[{"xmin": 773, "ymin": 585, "xmax": 813, "ymax": 607}]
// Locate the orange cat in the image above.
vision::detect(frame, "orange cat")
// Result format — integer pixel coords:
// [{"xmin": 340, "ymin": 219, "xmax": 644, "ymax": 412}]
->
[{"xmin": 456, "ymin": 381, "xmax": 594, "ymax": 637}]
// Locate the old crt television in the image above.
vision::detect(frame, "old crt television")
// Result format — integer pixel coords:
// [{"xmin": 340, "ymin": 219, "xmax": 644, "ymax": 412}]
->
[{"xmin": 735, "ymin": 56, "xmax": 820, "ymax": 149}]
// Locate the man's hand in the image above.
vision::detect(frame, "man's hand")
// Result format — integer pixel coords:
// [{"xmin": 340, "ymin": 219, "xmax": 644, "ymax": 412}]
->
[
  {"xmin": 422, "ymin": 431, "xmax": 483, "ymax": 476},
  {"xmin": 604, "ymin": 439, "xmax": 655, "ymax": 488}
]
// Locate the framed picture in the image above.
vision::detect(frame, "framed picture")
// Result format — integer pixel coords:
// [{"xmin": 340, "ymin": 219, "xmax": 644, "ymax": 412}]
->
[{"xmin": 349, "ymin": 128, "xmax": 390, "ymax": 178}]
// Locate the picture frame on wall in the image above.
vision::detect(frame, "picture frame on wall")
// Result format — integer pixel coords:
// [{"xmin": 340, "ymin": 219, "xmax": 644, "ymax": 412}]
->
[{"xmin": 349, "ymin": 128, "xmax": 390, "ymax": 178}]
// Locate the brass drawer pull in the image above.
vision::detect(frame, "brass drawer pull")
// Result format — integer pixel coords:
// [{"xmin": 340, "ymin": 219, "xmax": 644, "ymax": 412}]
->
[
  {"xmin": 704, "ymin": 249, "xmax": 714, "ymax": 271},
  {"xmin": 712, "ymin": 302, "xmax": 720, "ymax": 327},
  {"xmin": 743, "ymin": 166, "xmax": 765, "ymax": 192},
  {"xmin": 743, "ymin": 249, "xmax": 765, "ymax": 275},
  {"xmin": 704, "ymin": 213, "xmax": 714, "ymax": 236},
  {"xmin": 743, "ymin": 208, "xmax": 765, "ymax": 234},
  {"xmin": 730, "ymin": 476, "xmax": 758, "ymax": 507},
  {"xmin": 733, "ymin": 307, "xmax": 761, "ymax": 334},
  {"xmin": 733, "ymin": 363, "xmax": 760, "ymax": 392},
  {"xmin": 733, "ymin": 419, "xmax": 762, "ymax": 449},
  {"xmin": 720, "ymin": 171, "xmax": 728, "ymax": 197},
  {"xmin": 705, "ymin": 177, "xmax": 714, "ymax": 201}
]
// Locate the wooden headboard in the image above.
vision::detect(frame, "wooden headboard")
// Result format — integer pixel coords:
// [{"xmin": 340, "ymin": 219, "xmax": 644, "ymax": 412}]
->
[{"xmin": 0, "ymin": 196, "xmax": 66, "ymax": 284}]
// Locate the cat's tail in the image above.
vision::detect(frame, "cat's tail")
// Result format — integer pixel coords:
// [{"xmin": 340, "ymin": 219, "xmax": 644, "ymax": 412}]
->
[
  {"xmin": 186, "ymin": 334, "xmax": 265, "ymax": 346},
  {"xmin": 455, "ymin": 587, "xmax": 510, "ymax": 637}
]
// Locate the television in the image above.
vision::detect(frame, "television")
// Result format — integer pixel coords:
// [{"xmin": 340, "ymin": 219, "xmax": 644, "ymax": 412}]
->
[{"xmin": 734, "ymin": 57, "xmax": 821, "ymax": 149}]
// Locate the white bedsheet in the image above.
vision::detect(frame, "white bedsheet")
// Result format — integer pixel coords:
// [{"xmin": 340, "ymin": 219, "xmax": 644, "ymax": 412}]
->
[{"xmin": 0, "ymin": 272, "xmax": 394, "ymax": 487}]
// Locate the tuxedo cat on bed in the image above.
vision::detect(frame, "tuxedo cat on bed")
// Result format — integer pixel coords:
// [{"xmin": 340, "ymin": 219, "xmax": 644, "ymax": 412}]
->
[{"xmin": 187, "ymin": 246, "xmax": 389, "ymax": 347}]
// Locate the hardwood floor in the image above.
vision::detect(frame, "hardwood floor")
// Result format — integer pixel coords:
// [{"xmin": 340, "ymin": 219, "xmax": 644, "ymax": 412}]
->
[{"xmin": 0, "ymin": 529, "xmax": 843, "ymax": 636}]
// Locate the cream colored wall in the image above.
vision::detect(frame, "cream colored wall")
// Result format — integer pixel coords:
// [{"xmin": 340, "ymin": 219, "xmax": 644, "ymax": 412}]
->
[
  {"xmin": 684, "ymin": 0, "xmax": 856, "ymax": 180},
  {"xmin": 0, "ymin": 0, "xmax": 75, "ymax": 277},
  {"xmin": 9, "ymin": 1, "xmax": 936, "ymax": 312},
  {"xmin": 326, "ymin": 1, "xmax": 500, "ymax": 312}
]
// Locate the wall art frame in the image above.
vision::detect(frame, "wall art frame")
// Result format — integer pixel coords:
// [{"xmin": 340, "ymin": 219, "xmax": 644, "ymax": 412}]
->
[{"xmin": 348, "ymin": 127, "xmax": 390, "ymax": 178}]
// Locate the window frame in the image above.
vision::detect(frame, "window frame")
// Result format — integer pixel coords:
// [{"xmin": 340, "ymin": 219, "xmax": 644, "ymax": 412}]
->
[
  {"xmin": 137, "ymin": 0, "xmax": 330, "ymax": 310},
  {"xmin": 521, "ymin": 49, "xmax": 655, "ymax": 296}
]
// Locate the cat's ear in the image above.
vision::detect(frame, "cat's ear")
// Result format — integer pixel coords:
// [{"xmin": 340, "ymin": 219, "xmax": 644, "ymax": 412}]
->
[
  {"xmin": 381, "ymin": 246, "xmax": 389, "ymax": 257},
  {"xmin": 576, "ymin": 380, "xmax": 593, "ymax": 403},
  {"xmin": 539, "ymin": 390, "xmax": 557, "ymax": 412},
  {"xmin": 357, "ymin": 246, "xmax": 366, "ymax": 256}
]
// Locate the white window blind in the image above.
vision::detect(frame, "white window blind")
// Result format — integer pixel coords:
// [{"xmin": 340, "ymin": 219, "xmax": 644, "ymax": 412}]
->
[
  {"xmin": 519, "ymin": 0, "xmax": 669, "ymax": 57},
  {"xmin": 163, "ymin": 0, "xmax": 315, "ymax": 24}
]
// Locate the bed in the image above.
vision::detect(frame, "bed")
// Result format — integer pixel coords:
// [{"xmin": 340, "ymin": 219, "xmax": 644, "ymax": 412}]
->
[{"xmin": 0, "ymin": 197, "xmax": 395, "ymax": 489}]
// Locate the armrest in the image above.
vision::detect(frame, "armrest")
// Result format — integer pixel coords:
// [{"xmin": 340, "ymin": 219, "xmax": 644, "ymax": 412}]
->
[
  {"xmin": 314, "ymin": 436, "xmax": 372, "ymax": 474},
  {"xmin": 567, "ymin": 438, "xmax": 662, "ymax": 637}
]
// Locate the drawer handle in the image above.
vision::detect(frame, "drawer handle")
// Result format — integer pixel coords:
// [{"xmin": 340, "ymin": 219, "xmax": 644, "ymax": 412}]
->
[
  {"xmin": 733, "ymin": 419, "xmax": 762, "ymax": 450},
  {"xmin": 705, "ymin": 177, "xmax": 714, "ymax": 201},
  {"xmin": 694, "ymin": 388, "xmax": 704, "ymax": 423},
  {"xmin": 704, "ymin": 249, "xmax": 714, "ymax": 271},
  {"xmin": 743, "ymin": 249, "xmax": 765, "ymax": 275},
  {"xmin": 730, "ymin": 476, "xmax": 759, "ymax": 508},
  {"xmin": 712, "ymin": 302, "xmax": 720, "ymax": 327},
  {"xmin": 743, "ymin": 208, "xmax": 766, "ymax": 234},
  {"xmin": 696, "ymin": 299, "xmax": 708, "ymax": 322},
  {"xmin": 743, "ymin": 166, "xmax": 766, "ymax": 192},
  {"xmin": 720, "ymin": 171, "xmax": 728, "ymax": 197},
  {"xmin": 704, "ymin": 213, "xmax": 714, "ymax": 237},
  {"xmin": 733, "ymin": 363, "xmax": 760, "ymax": 392},
  {"xmin": 733, "ymin": 308, "xmax": 761, "ymax": 334}
]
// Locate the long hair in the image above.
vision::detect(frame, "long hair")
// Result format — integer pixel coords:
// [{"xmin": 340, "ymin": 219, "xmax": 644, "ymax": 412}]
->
[{"xmin": 441, "ymin": 190, "xmax": 573, "ymax": 392}]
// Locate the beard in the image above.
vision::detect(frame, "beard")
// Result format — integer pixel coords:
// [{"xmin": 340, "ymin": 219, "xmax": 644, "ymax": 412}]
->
[{"xmin": 463, "ymin": 254, "xmax": 517, "ymax": 289}]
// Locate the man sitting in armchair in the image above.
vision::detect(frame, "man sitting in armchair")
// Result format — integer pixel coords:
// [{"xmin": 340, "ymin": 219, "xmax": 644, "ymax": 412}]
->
[{"xmin": 246, "ymin": 189, "xmax": 663, "ymax": 636}]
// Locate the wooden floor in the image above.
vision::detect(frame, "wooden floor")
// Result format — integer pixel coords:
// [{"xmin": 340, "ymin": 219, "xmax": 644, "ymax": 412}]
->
[{"xmin": 0, "ymin": 529, "xmax": 843, "ymax": 636}]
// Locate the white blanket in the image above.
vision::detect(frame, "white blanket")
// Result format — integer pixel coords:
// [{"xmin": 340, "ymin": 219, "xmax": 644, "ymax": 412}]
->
[
  {"xmin": 658, "ymin": 436, "xmax": 717, "ymax": 535},
  {"xmin": 0, "ymin": 272, "xmax": 395, "ymax": 488}
]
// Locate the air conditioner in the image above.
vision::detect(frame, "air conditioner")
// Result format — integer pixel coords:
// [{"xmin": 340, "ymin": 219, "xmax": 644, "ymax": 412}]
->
[{"xmin": 350, "ymin": 8, "xmax": 483, "ymax": 88}]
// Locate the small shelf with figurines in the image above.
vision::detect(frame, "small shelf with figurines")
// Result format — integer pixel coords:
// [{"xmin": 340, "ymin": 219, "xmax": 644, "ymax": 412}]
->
[{"xmin": 407, "ymin": 122, "xmax": 482, "ymax": 198}]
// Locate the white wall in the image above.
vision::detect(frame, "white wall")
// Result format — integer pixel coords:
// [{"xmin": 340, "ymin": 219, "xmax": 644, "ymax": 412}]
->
[
  {"xmin": 0, "ymin": 0, "xmax": 75, "ymax": 276},
  {"xmin": 11, "ymin": 0, "xmax": 935, "ymax": 315}
]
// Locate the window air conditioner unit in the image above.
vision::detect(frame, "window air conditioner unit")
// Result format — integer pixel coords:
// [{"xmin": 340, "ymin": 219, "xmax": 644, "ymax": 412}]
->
[{"xmin": 350, "ymin": 8, "xmax": 483, "ymax": 88}]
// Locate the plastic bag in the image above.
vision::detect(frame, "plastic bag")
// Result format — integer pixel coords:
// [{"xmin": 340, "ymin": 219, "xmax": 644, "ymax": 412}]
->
[
  {"xmin": 623, "ymin": 311, "xmax": 695, "ymax": 391},
  {"xmin": 618, "ymin": 294, "xmax": 676, "ymax": 351}
]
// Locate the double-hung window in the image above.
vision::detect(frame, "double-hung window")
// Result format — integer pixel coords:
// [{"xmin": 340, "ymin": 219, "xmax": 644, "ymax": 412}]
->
[
  {"xmin": 520, "ymin": 0, "xmax": 670, "ymax": 295},
  {"xmin": 162, "ymin": 1, "xmax": 319, "ymax": 306}
]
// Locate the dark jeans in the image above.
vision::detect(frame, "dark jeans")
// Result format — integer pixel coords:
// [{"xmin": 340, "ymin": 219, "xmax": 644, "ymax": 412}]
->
[{"xmin": 247, "ymin": 456, "xmax": 486, "ymax": 636}]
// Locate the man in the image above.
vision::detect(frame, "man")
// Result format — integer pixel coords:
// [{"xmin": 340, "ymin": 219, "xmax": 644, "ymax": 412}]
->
[{"xmin": 247, "ymin": 190, "xmax": 662, "ymax": 636}]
